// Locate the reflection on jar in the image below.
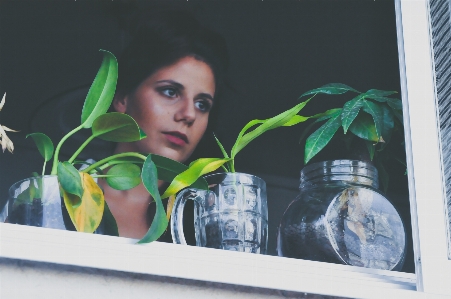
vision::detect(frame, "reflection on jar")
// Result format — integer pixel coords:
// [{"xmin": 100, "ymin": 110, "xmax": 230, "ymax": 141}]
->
[{"xmin": 277, "ymin": 160, "xmax": 406, "ymax": 271}]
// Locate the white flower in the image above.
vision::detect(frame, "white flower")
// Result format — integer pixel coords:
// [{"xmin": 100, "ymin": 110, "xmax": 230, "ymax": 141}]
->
[{"xmin": 0, "ymin": 93, "xmax": 18, "ymax": 153}]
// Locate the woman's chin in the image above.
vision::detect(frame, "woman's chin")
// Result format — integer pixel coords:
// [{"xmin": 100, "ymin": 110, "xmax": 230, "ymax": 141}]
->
[
  {"xmin": 152, "ymin": 147, "xmax": 189, "ymax": 163},
  {"xmin": 116, "ymin": 142, "xmax": 190, "ymax": 163}
]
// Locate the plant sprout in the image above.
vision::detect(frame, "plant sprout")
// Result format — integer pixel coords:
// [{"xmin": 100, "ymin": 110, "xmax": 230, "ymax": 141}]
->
[{"xmin": 24, "ymin": 50, "xmax": 209, "ymax": 243}]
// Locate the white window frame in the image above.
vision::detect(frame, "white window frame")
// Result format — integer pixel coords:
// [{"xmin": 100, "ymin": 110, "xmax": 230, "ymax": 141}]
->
[
  {"xmin": 0, "ymin": 0, "xmax": 449, "ymax": 298},
  {"xmin": 404, "ymin": 0, "xmax": 451, "ymax": 296}
]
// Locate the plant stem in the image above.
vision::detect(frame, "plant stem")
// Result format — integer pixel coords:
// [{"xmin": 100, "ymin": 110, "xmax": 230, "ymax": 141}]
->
[
  {"xmin": 81, "ymin": 152, "xmax": 147, "ymax": 174},
  {"xmin": 51, "ymin": 124, "xmax": 84, "ymax": 175},
  {"xmin": 88, "ymin": 160, "xmax": 144, "ymax": 174},
  {"xmin": 67, "ymin": 134, "xmax": 96, "ymax": 164},
  {"xmin": 96, "ymin": 160, "xmax": 144, "ymax": 172},
  {"xmin": 230, "ymin": 159, "xmax": 235, "ymax": 173},
  {"xmin": 41, "ymin": 160, "xmax": 46, "ymax": 176}
]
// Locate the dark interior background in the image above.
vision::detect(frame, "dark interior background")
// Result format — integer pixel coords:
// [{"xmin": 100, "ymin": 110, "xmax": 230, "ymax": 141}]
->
[{"xmin": 0, "ymin": 0, "xmax": 413, "ymax": 272}]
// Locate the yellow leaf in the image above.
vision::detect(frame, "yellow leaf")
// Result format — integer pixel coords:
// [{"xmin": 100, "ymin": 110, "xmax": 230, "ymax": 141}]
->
[
  {"xmin": 166, "ymin": 195, "xmax": 175, "ymax": 221},
  {"xmin": 161, "ymin": 158, "xmax": 230, "ymax": 199},
  {"xmin": 62, "ymin": 172, "xmax": 104, "ymax": 233}
]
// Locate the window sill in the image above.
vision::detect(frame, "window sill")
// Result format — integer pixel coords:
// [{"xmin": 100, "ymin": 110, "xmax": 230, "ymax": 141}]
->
[{"xmin": 0, "ymin": 223, "xmax": 421, "ymax": 298}]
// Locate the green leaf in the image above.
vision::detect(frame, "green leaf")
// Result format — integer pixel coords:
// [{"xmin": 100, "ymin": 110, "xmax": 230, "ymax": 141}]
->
[
  {"xmin": 362, "ymin": 100, "xmax": 383, "ymax": 138},
  {"xmin": 14, "ymin": 189, "xmax": 34, "ymax": 207},
  {"xmin": 341, "ymin": 95, "xmax": 365, "ymax": 133},
  {"xmin": 81, "ymin": 50, "xmax": 118, "ymax": 129},
  {"xmin": 230, "ymin": 119, "xmax": 264, "ymax": 158},
  {"xmin": 300, "ymin": 83, "xmax": 359, "ymax": 98},
  {"xmin": 57, "ymin": 162, "xmax": 84, "ymax": 198},
  {"xmin": 104, "ymin": 156, "xmax": 144, "ymax": 164},
  {"xmin": 231, "ymin": 98, "xmax": 311, "ymax": 158},
  {"xmin": 138, "ymin": 155, "xmax": 168, "ymax": 243},
  {"xmin": 161, "ymin": 158, "xmax": 231, "ymax": 199},
  {"xmin": 366, "ymin": 96, "xmax": 396, "ymax": 103},
  {"xmin": 304, "ymin": 113, "xmax": 342, "ymax": 164},
  {"xmin": 310, "ymin": 108, "xmax": 343, "ymax": 122},
  {"xmin": 139, "ymin": 128, "xmax": 147, "ymax": 139},
  {"xmin": 363, "ymin": 89, "xmax": 397, "ymax": 99},
  {"xmin": 365, "ymin": 140, "xmax": 375, "ymax": 161},
  {"xmin": 213, "ymin": 133, "xmax": 230, "ymax": 171},
  {"xmin": 387, "ymin": 98, "xmax": 403, "ymax": 111},
  {"xmin": 151, "ymin": 154, "xmax": 208, "ymax": 191},
  {"xmin": 380, "ymin": 104, "xmax": 395, "ymax": 144},
  {"xmin": 281, "ymin": 115, "xmax": 310, "ymax": 126},
  {"xmin": 14, "ymin": 179, "xmax": 40, "ymax": 207},
  {"xmin": 27, "ymin": 133, "xmax": 54, "ymax": 162},
  {"xmin": 348, "ymin": 113, "xmax": 379, "ymax": 142},
  {"xmin": 92, "ymin": 112, "xmax": 146, "ymax": 142},
  {"xmin": 298, "ymin": 109, "xmax": 342, "ymax": 144},
  {"xmin": 392, "ymin": 107, "xmax": 404, "ymax": 124},
  {"xmin": 73, "ymin": 159, "xmax": 93, "ymax": 166},
  {"xmin": 62, "ymin": 172, "xmax": 104, "ymax": 233},
  {"xmin": 102, "ymin": 201, "xmax": 119, "ymax": 237},
  {"xmin": 106, "ymin": 163, "xmax": 141, "ymax": 190},
  {"xmin": 237, "ymin": 114, "xmax": 310, "ymax": 130},
  {"xmin": 213, "ymin": 133, "xmax": 230, "ymax": 159}
]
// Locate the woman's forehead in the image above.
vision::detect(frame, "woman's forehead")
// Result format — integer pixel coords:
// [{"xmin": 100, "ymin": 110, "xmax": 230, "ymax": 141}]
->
[{"xmin": 146, "ymin": 56, "xmax": 216, "ymax": 93}]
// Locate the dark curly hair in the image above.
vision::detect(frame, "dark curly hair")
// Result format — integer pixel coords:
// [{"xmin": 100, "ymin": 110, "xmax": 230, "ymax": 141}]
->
[
  {"xmin": 113, "ymin": 9, "xmax": 229, "ymax": 162},
  {"xmin": 116, "ymin": 9, "xmax": 228, "ymax": 140}
]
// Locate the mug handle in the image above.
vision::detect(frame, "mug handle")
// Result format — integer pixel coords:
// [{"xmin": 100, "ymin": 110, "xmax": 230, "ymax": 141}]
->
[{"xmin": 171, "ymin": 188, "xmax": 200, "ymax": 244}]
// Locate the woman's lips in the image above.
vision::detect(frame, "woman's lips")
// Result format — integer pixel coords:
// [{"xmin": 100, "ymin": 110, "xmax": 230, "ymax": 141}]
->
[{"xmin": 163, "ymin": 131, "xmax": 188, "ymax": 146}]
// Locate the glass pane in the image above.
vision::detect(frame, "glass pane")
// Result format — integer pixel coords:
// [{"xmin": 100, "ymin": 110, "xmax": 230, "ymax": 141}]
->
[{"xmin": 0, "ymin": 0, "xmax": 415, "ymax": 273}]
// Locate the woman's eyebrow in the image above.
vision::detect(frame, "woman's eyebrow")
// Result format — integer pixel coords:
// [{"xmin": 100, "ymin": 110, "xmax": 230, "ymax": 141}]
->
[
  {"xmin": 155, "ymin": 79, "xmax": 184, "ymax": 89},
  {"xmin": 156, "ymin": 80, "xmax": 214, "ymax": 101},
  {"xmin": 198, "ymin": 93, "xmax": 214, "ymax": 102}
]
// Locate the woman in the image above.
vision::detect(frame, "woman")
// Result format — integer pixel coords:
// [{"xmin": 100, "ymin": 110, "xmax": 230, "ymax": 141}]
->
[{"xmin": 98, "ymin": 10, "xmax": 228, "ymax": 239}]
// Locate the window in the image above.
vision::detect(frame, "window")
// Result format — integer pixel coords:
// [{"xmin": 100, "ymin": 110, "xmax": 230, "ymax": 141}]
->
[{"xmin": 1, "ymin": 0, "xmax": 449, "ymax": 297}]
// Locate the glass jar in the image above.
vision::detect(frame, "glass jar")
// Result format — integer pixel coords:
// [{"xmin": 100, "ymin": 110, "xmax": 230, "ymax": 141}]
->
[
  {"xmin": 171, "ymin": 172, "xmax": 268, "ymax": 254},
  {"xmin": 277, "ymin": 160, "xmax": 406, "ymax": 271},
  {"xmin": 3, "ymin": 175, "xmax": 107, "ymax": 234}
]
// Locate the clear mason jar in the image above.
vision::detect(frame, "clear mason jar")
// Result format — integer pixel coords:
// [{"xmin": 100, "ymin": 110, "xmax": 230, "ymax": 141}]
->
[
  {"xmin": 3, "ymin": 175, "xmax": 106, "ymax": 234},
  {"xmin": 171, "ymin": 172, "xmax": 268, "ymax": 254},
  {"xmin": 277, "ymin": 160, "xmax": 406, "ymax": 271}
]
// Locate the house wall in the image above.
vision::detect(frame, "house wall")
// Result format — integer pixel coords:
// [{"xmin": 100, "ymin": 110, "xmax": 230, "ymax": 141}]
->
[{"xmin": 0, "ymin": 258, "xmax": 334, "ymax": 299}]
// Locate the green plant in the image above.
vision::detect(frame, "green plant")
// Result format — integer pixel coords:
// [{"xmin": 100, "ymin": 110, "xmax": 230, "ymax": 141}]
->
[
  {"xmin": 299, "ymin": 83, "xmax": 404, "ymax": 191},
  {"xmin": 162, "ymin": 83, "xmax": 404, "ymax": 198},
  {"xmin": 22, "ymin": 50, "xmax": 208, "ymax": 243},
  {"xmin": 160, "ymin": 94, "xmax": 316, "ymax": 199}
]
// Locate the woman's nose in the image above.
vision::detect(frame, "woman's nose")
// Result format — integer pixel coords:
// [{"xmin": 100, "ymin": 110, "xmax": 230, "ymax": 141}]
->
[{"xmin": 174, "ymin": 98, "xmax": 196, "ymax": 125}]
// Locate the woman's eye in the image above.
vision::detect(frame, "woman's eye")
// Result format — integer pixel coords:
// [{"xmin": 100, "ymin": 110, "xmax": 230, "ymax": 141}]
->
[
  {"xmin": 161, "ymin": 88, "xmax": 178, "ymax": 98},
  {"xmin": 195, "ymin": 100, "xmax": 212, "ymax": 112}
]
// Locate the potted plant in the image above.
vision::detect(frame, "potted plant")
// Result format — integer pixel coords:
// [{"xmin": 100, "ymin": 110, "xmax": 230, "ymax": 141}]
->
[
  {"xmin": 4, "ymin": 50, "xmax": 214, "ymax": 244},
  {"xmin": 300, "ymin": 83, "xmax": 404, "ymax": 192},
  {"xmin": 166, "ymin": 94, "xmax": 315, "ymax": 253},
  {"xmin": 277, "ymin": 83, "xmax": 407, "ymax": 270}
]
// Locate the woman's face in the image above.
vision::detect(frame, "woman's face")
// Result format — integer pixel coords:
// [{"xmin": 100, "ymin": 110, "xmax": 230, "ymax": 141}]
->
[{"xmin": 113, "ymin": 56, "xmax": 215, "ymax": 163}]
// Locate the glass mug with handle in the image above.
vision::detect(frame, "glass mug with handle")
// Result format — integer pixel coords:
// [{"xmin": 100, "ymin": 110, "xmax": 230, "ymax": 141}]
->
[{"xmin": 171, "ymin": 172, "xmax": 268, "ymax": 254}]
